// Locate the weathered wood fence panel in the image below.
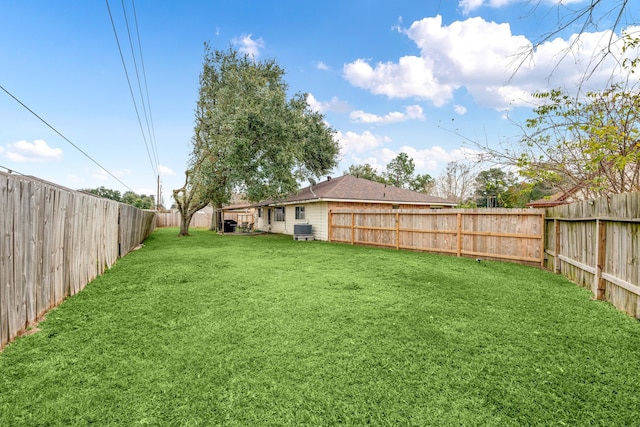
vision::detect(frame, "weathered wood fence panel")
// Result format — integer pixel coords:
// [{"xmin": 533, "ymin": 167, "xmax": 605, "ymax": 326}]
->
[
  {"xmin": 545, "ymin": 192, "xmax": 640, "ymax": 319},
  {"xmin": 329, "ymin": 209, "xmax": 545, "ymax": 265},
  {"xmin": 155, "ymin": 211, "xmax": 253, "ymax": 229},
  {"xmin": 119, "ymin": 204, "xmax": 156, "ymax": 256},
  {"xmin": 0, "ymin": 172, "xmax": 155, "ymax": 349},
  {"xmin": 155, "ymin": 211, "xmax": 213, "ymax": 229}
]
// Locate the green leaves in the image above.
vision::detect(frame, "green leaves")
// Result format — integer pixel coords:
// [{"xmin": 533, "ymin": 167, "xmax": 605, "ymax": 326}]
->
[
  {"xmin": 517, "ymin": 77, "xmax": 640, "ymax": 198},
  {"xmin": 345, "ymin": 153, "xmax": 434, "ymax": 193},
  {"xmin": 190, "ymin": 46, "xmax": 339, "ymax": 205}
]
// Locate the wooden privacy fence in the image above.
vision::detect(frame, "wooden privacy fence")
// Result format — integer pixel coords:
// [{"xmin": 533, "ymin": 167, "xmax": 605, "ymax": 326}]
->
[
  {"xmin": 545, "ymin": 192, "xmax": 640, "ymax": 319},
  {"xmin": 156, "ymin": 211, "xmax": 212, "ymax": 228},
  {"xmin": 0, "ymin": 172, "xmax": 155, "ymax": 349},
  {"xmin": 155, "ymin": 211, "xmax": 254, "ymax": 229},
  {"xmin": 329, "ymin": 208, "xmax": 545, "ymax": 266}
]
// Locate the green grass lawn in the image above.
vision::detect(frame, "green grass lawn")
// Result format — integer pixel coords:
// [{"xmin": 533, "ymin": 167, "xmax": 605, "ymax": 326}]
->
[{"xmin": 1, "ymin": 228, "xmax": 640, "ymax": 426}]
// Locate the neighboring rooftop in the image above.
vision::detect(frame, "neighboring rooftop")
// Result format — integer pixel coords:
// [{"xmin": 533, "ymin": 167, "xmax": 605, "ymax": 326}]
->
[{"xmin": 254, "ymin": 175, "xmax": 457, "ymax": 206}]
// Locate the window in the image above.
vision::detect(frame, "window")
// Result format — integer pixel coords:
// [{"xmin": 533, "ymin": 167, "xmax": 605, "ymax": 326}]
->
[
  {"xmin": 257, "ymin": 208, "xmax": 262, "ymax": 218},
  {"xmin": 274, "ymin": 207, "xmax": 285, "ymax": 222},
  {"xmin": 295, "ymin": 206, "xmax": 305, "ymax": 220}
]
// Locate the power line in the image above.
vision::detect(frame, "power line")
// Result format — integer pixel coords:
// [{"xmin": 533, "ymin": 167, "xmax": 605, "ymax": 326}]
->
[
  {"xmin": 120, "ymin": 0, "xmax": 159, "ymax": 171},
  {"xmin": 0, "ymin": 164, "xmax": 26, "ymax": 175},
  {"xmin": 0, "ymin": 84, "xmax": 137, "ymax": 192},
  {"xmin": 105, "ymin": 0, "xmax": 158, "ymax": 179},
  {"xmin": 131, "ymin": 0, "xmax": 160, "ymax": 170}
]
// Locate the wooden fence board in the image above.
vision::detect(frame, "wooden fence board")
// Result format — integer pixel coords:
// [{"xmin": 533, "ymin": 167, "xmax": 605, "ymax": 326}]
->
[
  {"xmin": 0, "ymin": 172, "xmax": 156, "ymax": 350},
  {"xmin": 546, "ymin": 192, "xmax": 640, "ymax": 318},
  {"xmin": 8, "ymin": 177, "xmax": 22, "ymax": 339},
  {"xmin": 0, "ymin": 174, "xmax": 10, "ymax": 347},
  {"xmin": 329, "ymin": 208, "xmax": 545, "ymax": 265}
]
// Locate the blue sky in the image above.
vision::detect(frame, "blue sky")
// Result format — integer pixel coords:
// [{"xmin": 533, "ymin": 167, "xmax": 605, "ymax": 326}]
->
[{"xmin": 1, "ymin": 0, "xmax": 638, "ymax": 206}]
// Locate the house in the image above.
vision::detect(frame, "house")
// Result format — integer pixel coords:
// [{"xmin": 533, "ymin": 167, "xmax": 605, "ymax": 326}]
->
[
  {"xmin": 526, "ymin": 181, "xmax": 588, "ymax": 208},
  {"xmin": 253, "ymin": 175, "xmax": 457, "ymax": 241}
]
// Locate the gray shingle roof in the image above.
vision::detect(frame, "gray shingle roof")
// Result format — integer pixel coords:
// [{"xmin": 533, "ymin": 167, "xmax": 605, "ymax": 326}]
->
[{"xmin": 258, "ymin": 175, "xmax": 456, "ymax": 206}]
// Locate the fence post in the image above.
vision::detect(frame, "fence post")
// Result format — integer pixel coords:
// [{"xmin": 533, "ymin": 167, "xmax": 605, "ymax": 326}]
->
[
  {"xmin": 327, "ymin": 210, "xmax": 333, "ymax": 243},
  {"xmin": 395, "ymin": 212, "xmax": 400, "ymax": 250},
  {"xmin": 456, "ymin": 213, "xmax": 462, "ymax": 257},
  {"xmin": 594, "ymin": 219, "xmax": 607, "ymax": 300},
  {"xmin": 554, "ymin": 219, "xmax": 561, "ymax": 273},
  {"xmin": 540, "ymin": 213, "xmax": 545, "ymax": 268},
  {"xmin": 350, "ymin": 212, "xmax": 355, "ymax": 245}
]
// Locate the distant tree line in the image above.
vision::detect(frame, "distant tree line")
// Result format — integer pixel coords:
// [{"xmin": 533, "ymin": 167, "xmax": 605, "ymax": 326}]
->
[
  {"xmin": 345, "ymin": 152, "xmax": 556, "ymax": 208},
  {"xmin": 80, "ymin": 186, "xmax": 156, "ymax": 210}
]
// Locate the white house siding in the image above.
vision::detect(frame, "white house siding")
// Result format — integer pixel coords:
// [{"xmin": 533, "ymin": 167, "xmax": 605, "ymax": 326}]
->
[
  {"xmin": 273, "ymin": 202, "xmax": 328, "ymax": 240},
  {"xmin": 255, "ymin": 207, "xmax": 268, "ymax": 231},
  {"xmin": 270, "ymin": 206, "xmax": 289, "ymax": 234},
  {"xmin": 304, "ymin": 202, "xmax": 328, "ymax": 240},
  {"xmin": 255, "ymin": 202, "xmax": 329, "ymax": 240},
  {"xmin": 254, "ymin": 206, "xmax": 296, "ymax": 233}
]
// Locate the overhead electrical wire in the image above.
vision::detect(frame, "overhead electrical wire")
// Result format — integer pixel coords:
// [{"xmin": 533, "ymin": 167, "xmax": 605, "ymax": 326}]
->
[
  {"xmin": 105, "ymin": 0, "xmax": 158, "ymax": 180},
  {"xmin": 120, "ymin": 0, "xmax": 159, "ymax": 170},
  {"xmin": 131, "ymin": 0, "xmax": 160, "ymax": 170},
  {"xmin": 0, "ymin": 83, "xmax": 137, "ymax": 193}
]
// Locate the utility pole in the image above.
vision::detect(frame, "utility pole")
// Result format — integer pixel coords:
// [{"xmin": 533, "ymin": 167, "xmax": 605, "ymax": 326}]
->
[{"xmin": 156, "ymin": 174, "xmax": 161, "ymax": 211}]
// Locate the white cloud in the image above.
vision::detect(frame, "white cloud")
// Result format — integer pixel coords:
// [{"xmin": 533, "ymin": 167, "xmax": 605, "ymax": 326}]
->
[
  {"xmin": 343, "ymin": 56, "xmax": 455, "ymax": 106},
  {"xmin": 344, "ymin": 15, "xmax": 636, "ymax": 111},
  {"xmin": 158, "ymin": 164, "xmax": 176, "ymax": 176},
  {"xmin": 381, "ymin": 145, "xmax": 480, "ymax": 172},
  {"xmin": 306, "ymin": 93, "xmax": 350, "ymax": 113},
  {"xmin": 458, "ymin": 0, "xmax": 485, "ymax": 14},
  {"xmin": 336, "ymin": 129, "xmax": 481, "ymax": 175},
  {"xmin": 454, "ymin": 104, "xmax": 467, "ymax": 115},
  {"xmin": 350, "ymin": 104, "xmax": 425, "ymax": 124},
  {"xmin": 232, "ymin": 34, "xmax": 264, "ymax": 58},
  {"xmin": 1, "ymin": 139, "xmax": 63, "ymax": 163},
  {"xmin": 335, "ymin": 130, "xmax": 389, "ymax": 155},
  {"xmin": 316, "ymin": 61, "xmax": 329, "ymax": 71}
]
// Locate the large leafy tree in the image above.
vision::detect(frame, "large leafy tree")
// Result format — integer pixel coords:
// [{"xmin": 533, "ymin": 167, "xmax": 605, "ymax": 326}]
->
[
  {"xmin": 344, "ymin": 163, "xmax": 386, "ymax": 183},
  {"xmin": 177, "ymin": 45, "xmax": 339, "ymax": 235},
  {"xmin": 474, "ymin": 168, "xmax": 519, "ymax": 208},
  {"xmin": 410, "ymin": 173, "xmax": 435, "ymax": 194},
  {"xmin": 385, "ymin": 152, "xmax": 415, "ymax": 189},
  {"xmin": 345, "ymin": 153, "xmax": 434, "ymax": 193},
  {"xmin": 80, "ymin": 186, "xmax": 155, "ymax": 209},
  {"xmin": 80, "ymin": 186, "xmax": 122, "ymax": 202},
  {"xmin": 122, "ymin": 191, "xmax": 155, "ymax": 210}
]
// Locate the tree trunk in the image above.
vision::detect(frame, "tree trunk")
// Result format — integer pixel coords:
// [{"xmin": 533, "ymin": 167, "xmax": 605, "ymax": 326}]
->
[
  {"xmin": 179, "ymin": 213, "xmax": 193, "ymax": 236},
  {"xmin": 215, "ymin": 207, "xmax": 223, "ymax": 232},
  {"xmin": 209, "ymin": 204, "xmax": 223, "ymax": 232},
  {"xmin": 209, "ymin": 208, "xmax": 217, "ymax": 231}
]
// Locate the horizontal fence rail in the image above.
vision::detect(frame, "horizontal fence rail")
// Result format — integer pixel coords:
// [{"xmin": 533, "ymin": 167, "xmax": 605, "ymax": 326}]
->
[
  {"xmin": 329, "ymin": 208, "xmax": 545, "ymax": 266},
  {"xmin": 0, "ymin": 172, "xmax": 155, "ymax": 350},
  {"xmin": 545, "ymin": 192, "xmax": 640, "ymax": 319}
]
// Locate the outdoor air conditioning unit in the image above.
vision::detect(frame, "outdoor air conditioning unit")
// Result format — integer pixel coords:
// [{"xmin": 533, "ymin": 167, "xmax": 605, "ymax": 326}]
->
[{"xmin": 293, "ymin": 224, "xmax": 313, "ymax": 241}]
